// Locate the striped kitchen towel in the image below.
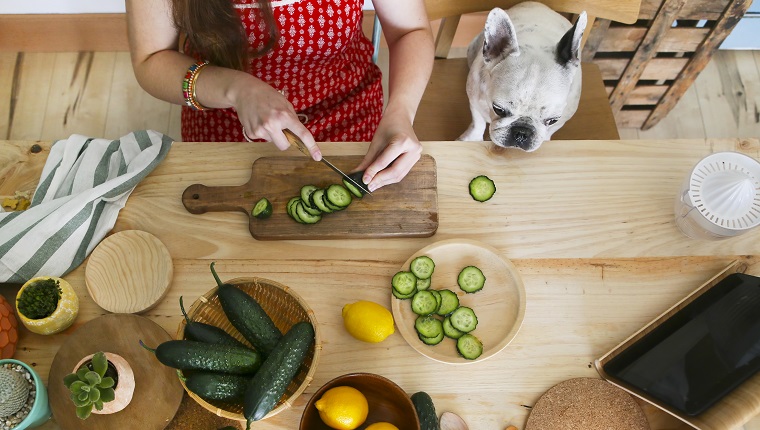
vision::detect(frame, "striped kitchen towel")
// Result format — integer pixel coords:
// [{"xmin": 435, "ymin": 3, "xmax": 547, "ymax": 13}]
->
[{"xmin": 0, "ymin": 130, "xmax": 173, "ymax": 283}]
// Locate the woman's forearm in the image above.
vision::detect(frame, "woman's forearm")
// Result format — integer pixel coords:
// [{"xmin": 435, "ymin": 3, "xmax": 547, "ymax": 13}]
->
[{"xmin": 384, "ymin": 27, "xmax": 434, "ymax": 120}]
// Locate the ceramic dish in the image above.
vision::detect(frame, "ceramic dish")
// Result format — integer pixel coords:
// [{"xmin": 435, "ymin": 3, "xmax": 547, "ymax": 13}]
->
[{"xmin": 391, "ymin": 239, "xmax": 526, "ymax": 364}]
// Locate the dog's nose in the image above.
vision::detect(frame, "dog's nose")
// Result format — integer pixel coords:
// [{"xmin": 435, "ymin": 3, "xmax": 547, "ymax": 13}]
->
[{"xmin": 509, "ymin": 125, "xmax": 534, "ymax": 149}]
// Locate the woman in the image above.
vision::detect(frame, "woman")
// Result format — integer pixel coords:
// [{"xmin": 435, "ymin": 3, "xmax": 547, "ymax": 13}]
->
[{"xmin": 126, "ymin": 0, "xmax": 433, "ymax": 191}]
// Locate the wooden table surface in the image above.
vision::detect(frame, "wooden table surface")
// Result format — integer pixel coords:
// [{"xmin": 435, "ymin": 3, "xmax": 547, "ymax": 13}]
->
[{"xmin": 2, "ymin": 138, "xmax": 760, "ymax": 430}]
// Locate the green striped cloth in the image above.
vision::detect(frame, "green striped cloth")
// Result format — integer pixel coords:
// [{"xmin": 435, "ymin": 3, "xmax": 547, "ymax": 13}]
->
[{"xmin": 0, "ymin": 130, "xmax": 173, "ymax": 283}]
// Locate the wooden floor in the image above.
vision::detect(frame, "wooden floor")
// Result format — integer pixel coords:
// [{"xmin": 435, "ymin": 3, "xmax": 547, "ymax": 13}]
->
[{"xmin": 1, "ymin": 49, "xmax": 759, "ymax": 143}]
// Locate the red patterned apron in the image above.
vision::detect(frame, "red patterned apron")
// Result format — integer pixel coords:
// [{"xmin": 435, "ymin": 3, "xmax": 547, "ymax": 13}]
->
[{"xmin": 181, "ymin": 0, "xmax": 383, "ymax": 142}]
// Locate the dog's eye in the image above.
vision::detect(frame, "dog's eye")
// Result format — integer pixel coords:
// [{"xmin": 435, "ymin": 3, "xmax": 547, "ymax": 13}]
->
[
  {"xmin": 544, "ymin": 117, "xmax": 560, "ymax": 126},
  {"xmin": 492, "ymin": 103, "xmax": 510, "ymax": 118}
]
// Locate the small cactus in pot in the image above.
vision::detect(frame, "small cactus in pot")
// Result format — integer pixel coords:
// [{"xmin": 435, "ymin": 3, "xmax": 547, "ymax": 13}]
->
[
  {"xmin": 0, "ymin": 366, "xmax": 30, "ymax": 418},
  {"xmin": 63, "ymin": 352, "xmax": 115, "ymax": 420}
]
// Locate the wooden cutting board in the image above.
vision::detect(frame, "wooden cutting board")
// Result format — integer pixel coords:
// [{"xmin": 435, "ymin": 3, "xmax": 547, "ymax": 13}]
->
[{"xmin": 182, "ymin": 154, "xmax": 438, "ymax": 240}]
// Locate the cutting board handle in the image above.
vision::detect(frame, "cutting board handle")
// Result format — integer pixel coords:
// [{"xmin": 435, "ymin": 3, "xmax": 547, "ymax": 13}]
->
[{"xmin": 182, "ymin": 183, "xmax": 250, "ymax": 215}]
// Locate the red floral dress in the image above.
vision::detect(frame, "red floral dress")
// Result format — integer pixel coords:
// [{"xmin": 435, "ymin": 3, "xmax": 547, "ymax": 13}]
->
[{"xmin": 181, "ymin": 0, "xmax": 383, "ymax": 142}]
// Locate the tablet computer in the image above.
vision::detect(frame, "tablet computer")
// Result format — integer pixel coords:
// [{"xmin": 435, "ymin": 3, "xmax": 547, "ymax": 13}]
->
[{"xmin": 601, "ymin": 272, "xmax": 760, "ymax": 416}]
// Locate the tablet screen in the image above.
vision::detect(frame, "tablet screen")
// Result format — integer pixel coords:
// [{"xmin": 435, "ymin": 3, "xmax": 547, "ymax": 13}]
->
[{"xmin": 603, "ymin": 273, "xmax": 760, "ymax": 416}]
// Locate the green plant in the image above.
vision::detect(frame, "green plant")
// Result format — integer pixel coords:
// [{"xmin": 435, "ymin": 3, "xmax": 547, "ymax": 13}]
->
[
  {"xmin": 63, "ymin": 352, "xmax": 115, "ymax": 420},
  {"xmin": 17, "ymin": 278, "xmax": 61, "ymax": 319},
  {"xmin": 0, "ymin": 367, "xmax": 30, "ymax": 418}
]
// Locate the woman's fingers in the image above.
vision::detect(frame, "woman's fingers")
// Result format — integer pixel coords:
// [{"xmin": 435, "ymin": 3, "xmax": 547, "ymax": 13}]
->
[{"xmin": 362, "ymin": 136, "xmax": 422, "ymax": 191}]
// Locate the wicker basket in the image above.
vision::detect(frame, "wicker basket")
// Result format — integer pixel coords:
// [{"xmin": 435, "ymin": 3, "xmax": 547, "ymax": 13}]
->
[{"xmin": 176, "ymin": 277, "xmax": 321, "ymax": 422}]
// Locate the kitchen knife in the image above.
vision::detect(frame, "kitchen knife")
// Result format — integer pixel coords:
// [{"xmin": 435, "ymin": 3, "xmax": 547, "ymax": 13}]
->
[{"xmin": 283, "ymin": 128, "xmax": 372, "ymax": 195}]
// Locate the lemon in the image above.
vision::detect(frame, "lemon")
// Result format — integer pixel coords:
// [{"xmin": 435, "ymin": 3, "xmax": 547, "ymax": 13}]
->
[
  {"xmin": 366, "ymin": 423, "xmax": 400, "ymax": 430},
  {"xmin": 314, "ymin": 386, "xmax": 369, "ymax": 429},
  {"xmin": 342, "ymin": 300, "xmax": 395, "ymax": 343}
]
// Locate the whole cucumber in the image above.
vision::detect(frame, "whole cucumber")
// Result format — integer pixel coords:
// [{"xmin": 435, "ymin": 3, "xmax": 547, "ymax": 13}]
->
[
  {"xmin": 153, "ymin": 340, "xmax": 262, "ymax": 375},
  {"xmin": 411, "ymin": 391, "xmax": 440, "ymax": 430},
  {"xmin": 185, "ymin": 371, "xmax": 249, "ymax": 402},
  {"xmin": 243, "ymin": 321, "xmax": 315, "ymax": 425},
  {"xmin": 180, "ymin": 296, "xmax": 247, "ymax": 348},
  {"xmin": 211, "ymin": 263, "xmax": 282, "ymax": 357}
]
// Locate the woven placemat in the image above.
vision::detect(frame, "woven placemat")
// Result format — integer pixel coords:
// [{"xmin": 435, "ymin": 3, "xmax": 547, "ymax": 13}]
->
[{"xmin": 525, "ymin": 378, "xmax": 650, "ymax": 430}]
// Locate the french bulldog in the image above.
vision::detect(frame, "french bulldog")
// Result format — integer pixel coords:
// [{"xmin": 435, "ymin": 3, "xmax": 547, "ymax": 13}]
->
[{"xmin": 458, "ymin": 2, "xmax": 587, "ymax": 151}]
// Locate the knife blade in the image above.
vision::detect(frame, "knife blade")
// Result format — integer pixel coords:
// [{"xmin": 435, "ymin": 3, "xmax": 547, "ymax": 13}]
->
[{"xmin": 283, "ymin": 128, "xmax": 372, "ymax": 195}]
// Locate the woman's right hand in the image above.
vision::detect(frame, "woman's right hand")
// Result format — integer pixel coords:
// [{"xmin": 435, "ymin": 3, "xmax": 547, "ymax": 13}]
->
[{"xmin": 229, "ymin": 76, "xmax": 321, "ymax": 160}]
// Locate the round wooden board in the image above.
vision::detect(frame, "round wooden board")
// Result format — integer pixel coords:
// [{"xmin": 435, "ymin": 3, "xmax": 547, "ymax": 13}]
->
[
  {"xmin": 85, "ymin": 230, "xmax": 173, "ymax": 313},
  {"xmin": 49, "ymin": 314, "xmax": 183, "ymax": 430},
  {"xmin": 391, "ymin": 239, "xmax": 526, "ymax": 364},
  {"xmin": 525, "ymin": 378, "xmax": 650, "ymax": 430}
]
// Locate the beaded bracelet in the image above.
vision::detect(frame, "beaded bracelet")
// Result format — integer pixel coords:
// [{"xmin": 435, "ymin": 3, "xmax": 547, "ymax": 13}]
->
[{"xmin": 182, "ymin": 60, "xmax": 209, "ymax": 111}]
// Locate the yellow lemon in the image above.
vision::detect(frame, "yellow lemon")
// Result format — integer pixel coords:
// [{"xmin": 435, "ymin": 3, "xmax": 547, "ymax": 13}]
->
[
  {"xmin": 366, "ymin": 423, "xmax": 400, "ymax": 430},
  {"xmin": 314, "ymin": 386, "xmax": 369, "ymax": 430},
  {"xmin": 342, "ymin": 300, "xmax": 395, "ymax": 343}
]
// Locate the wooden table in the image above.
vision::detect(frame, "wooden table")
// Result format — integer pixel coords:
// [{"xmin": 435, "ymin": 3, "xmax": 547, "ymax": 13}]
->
[{"xmin": 2, "ymin": 138, "xmax": 760, "ymax": 430}]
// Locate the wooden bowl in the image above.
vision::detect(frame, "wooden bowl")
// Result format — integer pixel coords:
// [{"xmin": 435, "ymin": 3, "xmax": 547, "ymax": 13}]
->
[
  {"xmin": 176, "ymin": 277, "xmax": 322, "ymax": 422},
  {"xmin": 299, "ymin": 373, "xmax": 420, "ymax": 430}
]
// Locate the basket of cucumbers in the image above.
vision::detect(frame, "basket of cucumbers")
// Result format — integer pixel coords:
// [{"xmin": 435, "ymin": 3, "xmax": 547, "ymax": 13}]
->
[{"xmin": 172, "ymin": 263, "xmax": 321, "ymax": 424}]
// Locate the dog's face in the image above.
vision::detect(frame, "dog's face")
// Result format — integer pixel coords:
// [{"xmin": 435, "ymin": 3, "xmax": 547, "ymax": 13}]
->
[{"xmin": 477, "ymin": 8, "xmax": 586, "ymax": 152}]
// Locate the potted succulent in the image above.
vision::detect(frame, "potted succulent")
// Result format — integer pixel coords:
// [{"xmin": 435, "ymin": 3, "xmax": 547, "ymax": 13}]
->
[
  {"xmin": 64, "ymin": 351, "xmax": 135, "ymax": 419},
  {"xmin": 0, "ymin": 359, "xmax": 51, "ymax": 429},
  {"xmin": 15, "ymin": 276, "xmax": 79, "ymax": 335}
]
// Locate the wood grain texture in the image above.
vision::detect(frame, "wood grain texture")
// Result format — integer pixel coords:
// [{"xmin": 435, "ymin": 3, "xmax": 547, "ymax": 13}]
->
[
  {"xmin": 85, "ymin": 230, "xmax": 173, "ymax": 314},
  {"xmin": 6, "ymin": 53, "xmax": 55, "ymax": 141},
  {"xmin": 423, "ymin": 0, "xmax": 642, "ymax": 24},
  {"xmin": 182, "ymin": 154, "xmax": 438, "ymax": 240},
  {"xmin": 47, "ymin": 314, "xmax": 183, "ymax": 430},
  {"xmin": 0, "ymin": 14, "xmax": 129, "ymax": 53}
]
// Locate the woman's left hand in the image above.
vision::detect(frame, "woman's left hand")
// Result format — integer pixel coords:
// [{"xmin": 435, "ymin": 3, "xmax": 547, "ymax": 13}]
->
[{"xmin": 353, "ymin": 110, "xmax": 422, "ymax": 192}]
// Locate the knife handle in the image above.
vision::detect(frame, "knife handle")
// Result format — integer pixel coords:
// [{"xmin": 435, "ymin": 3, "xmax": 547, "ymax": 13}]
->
[{"xmin": 283, "ymin": 129, "xmax": 310, "ymax": 156}]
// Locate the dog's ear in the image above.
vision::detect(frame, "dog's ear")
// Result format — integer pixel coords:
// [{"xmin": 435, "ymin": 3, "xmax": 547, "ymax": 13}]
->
[
  {"xmin": 483, "ymin": 8, "xmax": 519, "ymax": 63},
  {"xmin": 555, "ymin": 11, "xmax": 587, "ymax": 67}
]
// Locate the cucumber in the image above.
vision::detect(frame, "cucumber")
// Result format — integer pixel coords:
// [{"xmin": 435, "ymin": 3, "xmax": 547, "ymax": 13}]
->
[
  {"xmin": 449, "ymin": 306, "xmax": 478, "ymax": 333},
  {"xmin": 144, "ymin": 340, "xmax": 262, "ymax": 374},
  {"xmin": 299, "ymin": 185, "xmax": 319, "ymax": 208},
  {"xmin": 442, "ymin": 316, "xmax": 464, "ymax": 339},
  {"xmin": 295, "ymin": 201, "xmax": 322, "ymax": 224},
  {"xmin": 180, "ymin": 296, "xmax": 247, "ymax": 348},
  {"xmin": 310, "ymin": 189, "xmax": 333, "ymax": 213},
  {"xmin": 411, "ymin": 290, "xmax": 438, "ymax": 315},
  {"xmin": 414, "ymin": 315, "xmax": 443, "ymax": 339},
  {"xmin": 429, "ymin": 290, "xmax": 442, "ymax": 312},
  {"xmin": 392, "ymin": 271, "xmax": 417, "ymax": 296},
  {"xmin": 435, "ymin": 289, "xmax": 459, "ymax": 316},
  {"xmin": 342, "ymin": 178, "xmax": 365, "ymax": 199},
  {"xmin": 211, "ymin": 263, "xmax": 282, "ymax": 357},
  {"xmin": 252, "ymin": 198, "xmax": 272, "ymax": 219},
  {"xmin": 344, "ymin": 170, "xmax": 369, "ymax": 197},
  {"xmin": 244, "ymin": 321, "xmax": 315, "ymax": 426},
  {"xmin": 392, "ymin": 287, "xmax": 415, "ymax": 300},
  {"xmin": 419, "ymin": 331, "xmax": 444, "ymax": 345},
  {"xmin": 469, "ymin": 175, "xmax": 496, "ymax": 202},
  {"xmin": 325, "ymin": 184, "xmax": 352, "ymax": 207},
  {"xmin": 458, "ymin": 266, "xmax": 486, "ymax": 293},
  {"xmin": 184, "ymin": 371, "xmax": 249, "ymax": 401},
  {"xmin": 410, "ymin": 255, "xmax": 435, "ymax": 280},
  {"xmin": 411, "ymin": 391, "xmax": 440, "ymax": 430},
  {"xmin": 457, "ymin": 333, "xmax": 483, "ymax": 360},
  {"xmin": 416, "ymin": 277, "xmax": 431, "ymax": 291}
]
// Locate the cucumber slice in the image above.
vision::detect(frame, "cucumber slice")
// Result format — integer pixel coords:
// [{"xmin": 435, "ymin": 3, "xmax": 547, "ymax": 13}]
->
[
  {"xmin": 411, "ymin": 290, "xmax": 438, "ymax": 315},
  {"xmin": 436, "ymin": 289, "xmax": 459, "ymax": 316},
  {"xmin": 391, "ymin": 271, "xmax": 417, "ymax": 296},
  {"xmin": 419, "ymin": 331, "xmax": 444, "ymax": 345},
  {"xmin": 456, "ymin": 334, "xmax": 483, "ymax": 360},
  {"xmin": 322, "ymin": 193, "xmax": 345, "ymax": 211},
  {"xmin": 429, "ymin": 290, "xmax": 442, "ymax": 312},
  {"xmin": 295, "ymin": 201, "xmax": 321, "ymax": 224},
  {"xmin": 458, "ymin": 266, "xmax": 486, "ymax": 293},
  {"xmin": 325, "ymin": 184, "xmax": 352, "ymax": 207},
  {"xmin": 310, "ymin": 189, "xmax": 333, "ymax": 214},
  {"xmin": 252, "ymin": 197, "xmax": 272, "ymax": 219},
  {"xmin": 300, "ymin": 185, "xmax": 318, "ymax": 208},
  {"xmin": 443, "ymin": 316, "xmax": 464, "ymax": 339},
  {"xmin": 414, "ymin": 315, "xmax": 443, "ymax": 339},
  {"xmin": 449, "ymin": 306, "xmax": 478, "ymax": 333},
  {"xmin": 288, "ymin": 198, "xmax": 303, "ymax": 223},
  {"xmin": 410, "ymin": 255, "xmax": 435, "ymax": 280},
  {"xmin": 343, "ymin": 178, "xmax": 366, "ymax": 199},
  {"xmin": 392, "ymin": 287, "xmax": 416, "ymax": 300},
  {"xmin": 416, "ymin": 277, "xmax": 431, "ymax": 291},
  {"xmin": 469, "ymin": 175, "xmax": 496, "ymax": 202}
]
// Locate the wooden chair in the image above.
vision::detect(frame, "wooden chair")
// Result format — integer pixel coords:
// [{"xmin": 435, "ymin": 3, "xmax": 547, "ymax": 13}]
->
[{"xmin": 413, "ymin": 0, "xmax": 642, "ymax": 142}]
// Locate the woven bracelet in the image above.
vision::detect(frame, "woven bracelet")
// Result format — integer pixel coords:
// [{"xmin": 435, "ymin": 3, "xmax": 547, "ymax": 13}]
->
[{"xmin": 182, "ymin": 60, "xmax": 209, "ymax": 111}]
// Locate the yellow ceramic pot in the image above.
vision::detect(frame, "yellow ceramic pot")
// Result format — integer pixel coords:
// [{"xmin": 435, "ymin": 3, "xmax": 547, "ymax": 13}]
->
[{"xmin": 16, "ymin": 277, "xmax": 79, "ymax": 335}]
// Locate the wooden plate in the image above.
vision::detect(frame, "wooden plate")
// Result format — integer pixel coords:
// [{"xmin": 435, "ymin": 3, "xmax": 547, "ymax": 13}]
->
[
  {"xmin": 391, "ymin": 239, "xmax": 526, "ymax": 364},
  {"xmin": 85, "ymin": 230, "xmax": 173, "ymax": 314}
]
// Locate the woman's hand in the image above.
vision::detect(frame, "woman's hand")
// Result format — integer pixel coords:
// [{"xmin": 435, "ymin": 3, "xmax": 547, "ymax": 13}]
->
[
  {"xmin": 230, "ymin": 76, "xmax": 321, "ymax": 160},
  {"xmin": 354, "ymin": 108, "xmax": 422, "ymax": 192}
]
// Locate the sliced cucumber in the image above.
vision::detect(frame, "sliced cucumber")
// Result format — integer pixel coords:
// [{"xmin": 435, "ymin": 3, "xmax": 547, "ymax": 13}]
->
[
  {"xmin": 419, "ymin": 331, "xmax": 444, "ymax": 345},
  {"xmin": 343, "ymin": 178, "xmax": 365, "ymax": 199},
  {"xmin": 391, "ymin": 271, "xmax": 417, "ymax": 296},
  {"xmin": 469, "ymin": 175, "xmax": 496, "ymax": 202},
  {"xmin": 416, "ymin": 277, "xmax": 431, "ymax": 291},
  {"xmin": 442, "ymin": 316, "xmax": 464, "ymax": 339},
  {"xmin": 411, "ymin": 290, "xmax": 438, "ymax": 315},
  {"xmin": 286, "ymin": 197, "xmax": 300, "ymax": 219},
  {"xmin": 300, "ymin": 185, "xmax": 318, "ymax": 208},
  {"xmin": 436, "ymin": 289, "xmax": 459, "ymax": 316},
  {"xmin": 392, "ymin": 287, "xmax": 416, "ymax": 300},
  {"xmin": 325, "ymin": 184, "xmax": 352, "ymax": 207},
  {"xmin": 414, "ymin": 315, "xmax": 443, "ymax": 339},
  {"xmin": 456, "ymin": 333, "xmax": 483, "ymax": 360},
  {"xmin": 449, "ymin": 306, "xmax": 478, "ymax": 333},
  {"xmin": 252, "ymin": 197, "xmax": 272, "ymax": 219},
  {"xmin": 310, "ymin": 189, "xmax": 333, "ymax": 214},
  {"xmin": 429, "ymin": 290, "xmax": 442, "ymax": 312},
  {"xmin": 295, "ymin": 201, "xmax": 321, "ymax": 224},
  {"xmin": 458, "ymin": 266, "xmax": 486, "ymax": 293},
  {"xmin": 410, "ymin": 255, "xmax": 435, "ymax": 280},
  {"xmin": 323, "ymin": 192, "xmax": 345, "ymax": 211}
]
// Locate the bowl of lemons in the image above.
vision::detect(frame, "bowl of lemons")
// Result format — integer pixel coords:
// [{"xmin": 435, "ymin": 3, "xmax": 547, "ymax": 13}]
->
[{"xmin": 300, "ymin": 372, "xmax": 420, "ymax": 430}]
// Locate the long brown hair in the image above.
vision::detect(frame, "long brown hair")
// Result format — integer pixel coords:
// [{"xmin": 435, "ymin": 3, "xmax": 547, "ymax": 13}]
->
[{"xmin": 172, "ymin": 0, "xmax": 278, "ymax": 71}]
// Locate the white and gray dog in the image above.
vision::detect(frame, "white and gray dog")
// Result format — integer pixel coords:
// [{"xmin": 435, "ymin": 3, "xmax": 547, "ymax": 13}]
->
[{"xmin": 458, "ymin": 2, "xmax": 587, "ymax": 151}]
